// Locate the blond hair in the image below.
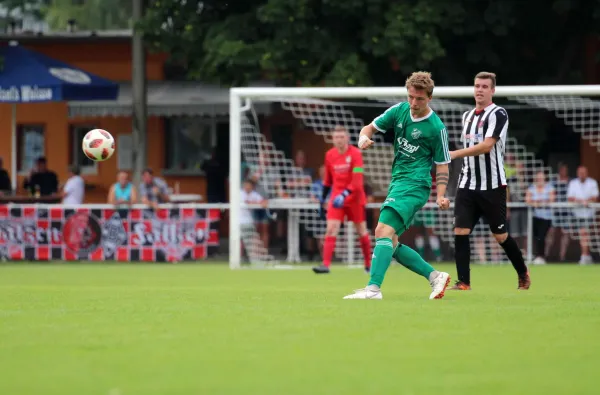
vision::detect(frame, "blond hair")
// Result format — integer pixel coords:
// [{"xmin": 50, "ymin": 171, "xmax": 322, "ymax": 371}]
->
[
  {"xmin": 405, "ymin": 71, "xmax": 435, "ymax": 97},
  {"xmin": 475, "ymin": 71, "xmax": 497, "ymax": 88}
]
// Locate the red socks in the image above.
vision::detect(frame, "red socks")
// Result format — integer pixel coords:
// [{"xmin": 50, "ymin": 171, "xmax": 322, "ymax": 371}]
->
[
  {"xmin": 359, "ymin": 234, "xmax": 372, "ymax": 269},
  {"xmin": 322, "ymin": 236, "xmax": 336, "ymax": 267},
  {"xmin": 323, "ymin": 234, "xmax": 371, "ymax": 269}
]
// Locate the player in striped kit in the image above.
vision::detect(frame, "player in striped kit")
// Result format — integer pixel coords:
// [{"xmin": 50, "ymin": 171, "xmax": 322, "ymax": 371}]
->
[{"xmin": 449, "ymin": 71, "xmax": 530, "ymax": 290}]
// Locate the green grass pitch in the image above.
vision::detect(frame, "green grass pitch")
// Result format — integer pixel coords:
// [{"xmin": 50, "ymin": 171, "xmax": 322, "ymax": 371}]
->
[{"xmin": 0, "ymin": 262, "xmax": 599, "ymax": 395}]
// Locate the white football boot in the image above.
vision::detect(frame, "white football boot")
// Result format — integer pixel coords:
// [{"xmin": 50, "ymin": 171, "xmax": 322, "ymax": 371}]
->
[
  {"xmin": 429, "ymin": 271, "xmax": 451, "ymax": 300},
  {"xmin": 343, "ymin": 284, "xmax": 383, "ymax": 299}
]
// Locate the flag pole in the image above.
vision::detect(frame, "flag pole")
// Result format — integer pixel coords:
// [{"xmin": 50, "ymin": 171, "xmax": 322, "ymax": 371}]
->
[{"xmin": 11, "ymin": 103, "xmax": 16, "ymax": 193}]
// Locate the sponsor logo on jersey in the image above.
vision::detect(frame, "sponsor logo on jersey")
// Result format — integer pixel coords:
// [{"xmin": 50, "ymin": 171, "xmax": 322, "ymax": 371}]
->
[
  {"xmin": 383, "ymin": 197, "xmax": 396, "ymax": 205},
  {"xmin": 411, "ymin": 129, "xmax": 422, "ymax": 139},
  {"xmin": 464, "ymin": 133, "xmax": 483, "ymax": 142},
  {"xmin": 397, "ymin": 122, "xmax": 403, "ymax": 128},
  {"xmin": 346, "ymin": 156, "xmax": 351, "ymax": 163},
  {"xmin": 333, "ymin": 163, "xmax": 351, "ymax": 172},
  {"xmin": 397, "ymin": 137, "xmax": 420, "ymax": 154}
]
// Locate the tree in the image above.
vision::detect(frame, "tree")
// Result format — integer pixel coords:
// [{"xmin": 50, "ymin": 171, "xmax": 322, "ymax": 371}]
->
[
  {"xmin": 43, "ymin": 0, "xmax": 131, "ymax": 31},
  {"xmin": 139, "ymin": 0, "xmax": 600, "ymax": 87},
  {"xmin": 0, "ymin": 0, "xmax": 45, "ymax": 31}
]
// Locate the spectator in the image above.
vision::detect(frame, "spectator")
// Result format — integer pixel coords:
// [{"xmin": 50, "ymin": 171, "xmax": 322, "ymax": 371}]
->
[
  {"xmin": 567, "ymin": 166, "xmax": 599, "ymax": 264},
  {"xmin": 202, "ymin": 149, "xmax": 227, "ymax": 203},
  {"xmin": 546, "ymin": 162, "xmax": 571, "ymax": 261},
  {"xmin": 526, "ymin": 171, "xmax": 555, "ymax": 265},
  {"xmin": 0, "ymin": 157, "xmax": 12, "ymax": 195},
  {"xmin": 305, "ymin": 165, "xmax": 329, "ymax": 260},
  {"xmin": 505, "ymin": 154, "xmax": 527, "ymax": 254},
  {"xmin": 61, "ymin": 166, "xmax": 85, "ymax": 205},
  {"xmin": 139, "ymin": 168, "xmax": 170, "ymax": 209},
  {"xmin": 23, "ymin": 157, "xmax": 58, "ymax": 197},
  {"xmin": 288, "ymin": 150, "xmax": 314, "ymax": 196},
  {"xmin": 108, "ymin": 170, "xmax": 138, "ymax": 206},
  {"xmin": 241, "ymin": 178, "xmax": 269, "ymax": 251},
  {"xmin": 249, "ymin": 148, "xmax": 284, "ymax": 251}
]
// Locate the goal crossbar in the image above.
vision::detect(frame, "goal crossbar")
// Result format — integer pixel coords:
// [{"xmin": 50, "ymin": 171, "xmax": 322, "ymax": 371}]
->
[{"xmin": 229, "ymin": 84, "xmax": 600, "ymax": 269}]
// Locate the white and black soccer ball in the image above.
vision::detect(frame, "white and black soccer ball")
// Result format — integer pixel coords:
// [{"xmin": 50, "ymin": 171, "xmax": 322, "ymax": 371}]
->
[{"xmin": 82, "ymin": 129, "xmax": 115, "ymax": 162}]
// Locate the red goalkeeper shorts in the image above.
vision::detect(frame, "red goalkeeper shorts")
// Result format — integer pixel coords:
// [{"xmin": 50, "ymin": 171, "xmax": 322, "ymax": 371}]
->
[{"xmin": 327, "ymin": 202, "xmax": 366, "ymax": 223}]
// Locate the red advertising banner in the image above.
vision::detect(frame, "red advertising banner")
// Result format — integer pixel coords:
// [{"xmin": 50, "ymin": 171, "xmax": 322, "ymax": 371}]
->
[{"xmin": 0, "ymin": 206, "xmax": 220, "ymax": 262}]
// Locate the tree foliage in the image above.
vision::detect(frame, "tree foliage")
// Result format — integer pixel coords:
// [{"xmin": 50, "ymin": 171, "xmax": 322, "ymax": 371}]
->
[
  {"xmin": 0, "ymin": 0, "xmax": 131, "ymax": 31},
  {"xmin": 43, "ymin": 0, "xmax": 131, "ymax": 31}
]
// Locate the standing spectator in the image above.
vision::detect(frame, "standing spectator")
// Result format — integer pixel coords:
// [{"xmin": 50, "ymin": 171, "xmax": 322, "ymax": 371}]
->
[
  {"xmin": 0, "ymin": 157, "xmax": 12, "ymax": 195},
  {"xmin": 288, "ymin": 150, "xmax": 314, "ymax": 195},
  {"xmin": 23, "ymin": 157, "xmax": 58, "ymax": 197},
  {"xmin": 525, "ymin": 171, "xmax": 555, "ymax": 264},
  {"xmin": 139, "ymin": 168, "xmax": 170, "ymax": 209},
  {"xmin": 240, "ymin": 179, "xmax": 269, "ymax": 252},
  {"xmin": 546, "ymin": 162, "xmax": 571, "ymax": 261},
  {"xmin": 505, "ymin": 155, "xmax": 527, "ymax": 253},
  {"xmin": 108, "ymin": 170, "xmax": 138, "ymax": 206},
  {"xmin": 61, "ymin": 166, "xmax": 85, "ymax": 205},
  {"xmin": 306, "ymin": 165, "xmax": 329, "ymax": 261},
  {"xmin": 567, "ymin": 166, "xmax": 599, "ymax": 264},
  {"xmin": 202, "ymin": 149, "xmax": 227, "ymax": 203}
]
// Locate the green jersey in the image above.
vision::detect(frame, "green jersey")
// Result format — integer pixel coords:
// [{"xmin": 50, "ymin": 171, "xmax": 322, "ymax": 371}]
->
[{"xmin": 373, "ymin": 102, "xmax": 450, "ymax": 187}]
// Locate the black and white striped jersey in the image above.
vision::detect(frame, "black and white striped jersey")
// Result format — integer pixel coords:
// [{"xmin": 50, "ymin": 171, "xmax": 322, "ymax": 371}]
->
[{"xmin": 458, "ymin": 103, "xmax": 509, "ymax": 191}]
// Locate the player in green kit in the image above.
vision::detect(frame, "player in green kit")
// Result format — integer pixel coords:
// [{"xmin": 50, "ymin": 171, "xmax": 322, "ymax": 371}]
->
[{"xmin": 343, "ymin": 71, "xmax": 452, "ymax": 300}]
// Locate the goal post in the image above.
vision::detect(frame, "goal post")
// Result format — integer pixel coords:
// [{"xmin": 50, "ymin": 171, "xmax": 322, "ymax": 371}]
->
[{"xmin": 229, "ymin": 85, "xmax": 600, "ymax": 269}]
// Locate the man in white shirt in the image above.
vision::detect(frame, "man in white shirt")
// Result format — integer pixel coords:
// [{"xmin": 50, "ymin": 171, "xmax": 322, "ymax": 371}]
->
[
  {"xmin": 239, "ymin": 179, "xmax": 270, "ymax": 261},
  {"xmin": 61, "ymin": 166, "xmax": 85, "ymax": 205},
  {"xmin": 567, "ymin": 166, "xmax": 599, "ymax": 264}
]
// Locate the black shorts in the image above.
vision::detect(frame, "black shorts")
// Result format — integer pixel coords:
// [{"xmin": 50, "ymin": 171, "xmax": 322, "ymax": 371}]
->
[{"xmin": 454, "ymin": 187, "xmax": 507, "ymax": 234}]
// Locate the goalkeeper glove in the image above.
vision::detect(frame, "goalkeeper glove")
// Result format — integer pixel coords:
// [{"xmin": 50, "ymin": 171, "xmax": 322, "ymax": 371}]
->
[{"xmin": 332, "ymin": 190, "xmax": 350, "ymax": 208}]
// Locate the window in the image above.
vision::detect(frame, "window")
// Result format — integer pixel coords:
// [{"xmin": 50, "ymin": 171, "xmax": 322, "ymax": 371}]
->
[
  {"xmin": 70, "ymin": 125, "xmax": 97, "ymax": 174},
  {"xmin": 165, "ymin": 117, "xmax": 217, "ymax": 172},
  {"xmin": 17, "ymin": 125, "xmax": 44, "ymax": 172}
]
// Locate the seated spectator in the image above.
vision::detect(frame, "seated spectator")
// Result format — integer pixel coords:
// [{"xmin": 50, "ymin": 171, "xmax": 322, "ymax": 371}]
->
[
  {"xmin": 23, "ymin": 157, "xmax": 58, "ymax": 197},
  {"xmin": 108, "ymin": 170, "xmax": 138, "ymax": 206},
  {"xmin": 61, "ymin": 166, "xmax": 85, "ymax": 205},
  {"xmin": 525, "ymin": 171, "xmax": 555, "ymax": 265},
  {"xmin": 139, "ymin": 168, "xmax": 170, "ymax": 209},
  {"xmin": 567, "ymin": 166, "xmax": 599, "ymax": 264},
  {"xmin": 0, "ymin": 157, "xmax": 12, "ymax": 195}
]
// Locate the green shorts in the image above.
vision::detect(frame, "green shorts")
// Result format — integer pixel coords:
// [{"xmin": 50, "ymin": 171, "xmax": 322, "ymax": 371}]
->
[{"xmin": 378, "ymin": 182, "xmax": 430, "ymax": 235}]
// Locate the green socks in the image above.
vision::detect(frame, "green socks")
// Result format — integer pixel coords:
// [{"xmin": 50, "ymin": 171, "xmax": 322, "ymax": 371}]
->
[
  {"xmin": 368, "ymin": 238, "xmax": 395, "ymax": 287},
  {"xmin": 393, "ymin": 244, "xmax": 435, "ymax": 279}
]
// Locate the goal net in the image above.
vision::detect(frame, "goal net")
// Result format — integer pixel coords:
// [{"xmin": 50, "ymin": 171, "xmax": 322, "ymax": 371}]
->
[{"xmin": 228, "ymin": 86, "xmax": 600, "ymax": 269}]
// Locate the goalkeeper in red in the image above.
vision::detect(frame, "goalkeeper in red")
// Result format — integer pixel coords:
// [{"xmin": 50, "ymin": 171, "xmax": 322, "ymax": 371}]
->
[
  {"xmin": 313, "ymin": 126, "xmax": 371, "ymax": 274},
  {"xmin": 344, "ymin": 71, "xmax": 452, "ymax": 300}
]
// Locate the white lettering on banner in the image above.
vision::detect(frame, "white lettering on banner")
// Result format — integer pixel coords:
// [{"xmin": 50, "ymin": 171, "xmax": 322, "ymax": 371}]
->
[
  {"xmin": 0, "ymin": 207, "xmax": 220, "ymax": 262},
  {"xmin": 397, "ymin": 137, "xmax": 420, "ymax": 154},
  {"xmin": 0, "ymin": 86, "xmax": 53, "ymax": 102},
  {"xmin": 132, "ymin": 222, "xmax": 206, "ymax": 246},
  {"xmin": 0, "ymin": 220, "xmax": 61, "ymax": 245},
  {"xmin": 21, "ymin": 86, "xmax": 53, "ymax": 101},
  {"xmin": 0, "ymin": 86, "xmax": 20, "ymax": 101}
]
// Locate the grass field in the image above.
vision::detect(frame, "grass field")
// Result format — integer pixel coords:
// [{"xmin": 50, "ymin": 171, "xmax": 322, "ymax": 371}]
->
[{"xmin": 0, "ymin": 262, "xmax": 599, "ymax": 395}]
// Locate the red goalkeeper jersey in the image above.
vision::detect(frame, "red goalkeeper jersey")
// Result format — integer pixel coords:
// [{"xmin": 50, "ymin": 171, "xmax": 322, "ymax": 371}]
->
[{"xmin": 324, "ymin": 145, "xmax": 366, "ymax": 205}]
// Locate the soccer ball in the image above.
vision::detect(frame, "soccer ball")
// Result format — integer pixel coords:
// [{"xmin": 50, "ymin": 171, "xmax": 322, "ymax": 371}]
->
[{"xmin": 82, "ymin": 129, "xmax": 115, "ymax": 161}]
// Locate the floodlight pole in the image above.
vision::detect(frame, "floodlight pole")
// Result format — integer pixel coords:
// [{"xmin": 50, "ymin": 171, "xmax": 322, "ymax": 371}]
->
[{"xmin": 131, "ymin": 0, "xmax": 147, "ymax": 186}]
